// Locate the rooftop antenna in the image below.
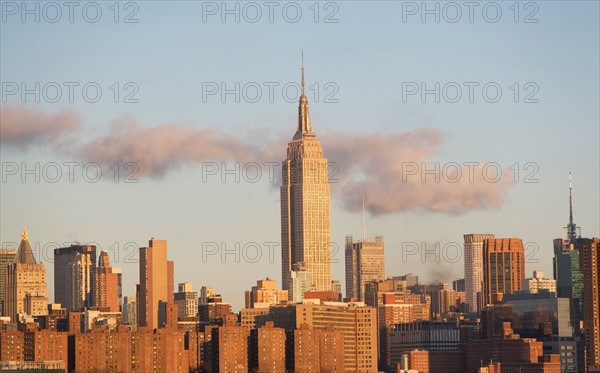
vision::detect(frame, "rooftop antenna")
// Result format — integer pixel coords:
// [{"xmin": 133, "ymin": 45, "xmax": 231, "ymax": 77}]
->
[
  {"xmin": 565, "ymin": 172, "xmax": 581, "ymax": 242},
  {"xmin": 301, "ymin": 50, "xmax": 305, "ymax": 97},
  {"xmin": 569, "ymin": 172, "xmax": 573, "ymax": 227}
]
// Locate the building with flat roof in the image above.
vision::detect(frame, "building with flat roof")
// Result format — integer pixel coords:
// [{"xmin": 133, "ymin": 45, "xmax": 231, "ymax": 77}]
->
[
  {"xmin": 482, "ymin": 238, "xmax": 525, "ymax": 306},
  {"xmin": 257, "ymin": 300, "xmax": 378, "ymax": 372}
]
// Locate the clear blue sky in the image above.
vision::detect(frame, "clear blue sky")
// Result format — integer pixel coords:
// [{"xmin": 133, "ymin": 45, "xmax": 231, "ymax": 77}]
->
[{"xmin": 1, "ymin": 1, "xmax": 598, "ymax": 311}]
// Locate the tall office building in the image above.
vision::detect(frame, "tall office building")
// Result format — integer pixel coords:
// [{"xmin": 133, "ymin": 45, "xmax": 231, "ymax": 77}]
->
[
  {"xmin": 579, "ymin": 237, "xmax": 600, "ymax": 370},
  {"xmin": 94, "ymin": 251, "xmax": 122, "ymax": 312},
  {"xmin": 281, "ymin": 58, "xmax": 332, "ymax": 292},
  {"xmin": 4, "ymin": 227, "xmax": 47, "ymax": 321},
  {"xmin": 482, "ymin": 238, "xmax": 525, "ymax": 306},
  {"xmin": 345, "ymin": 235, "xmax": 385, "ymax": 301},
  {"xmin": 137, "ymin": 238, "xmax": 174, "ymax": 329},
  {"xmin": 54, "ymin": 244, "xmax": 96, "ymax": 310},
  {"xmin": 463, "ymin": 233, "xmax": 495, "ymax": 313},
  {"xmin": 554, "ymin": 173, "xmax": 585, "ymax": 328},
  {"xmin": 65, "ymin": 252, "xmax": 92, "ymax": 312},
  {"xmin": 0, "ymin": 248, "xmax": 16, "ymax": 316}
]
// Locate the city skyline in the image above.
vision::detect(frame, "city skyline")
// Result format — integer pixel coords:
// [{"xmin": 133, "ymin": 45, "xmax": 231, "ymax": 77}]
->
[
  {"xmin": 1, "ymin": 119, "xmax": 598, "ymax": 312},
  {"xmin": 1, "ymin": 2, "xmax": 599, "ymax": 372},
  {"xmin": 2, "ymin": 146, "xmax": 595, "ymax": 314},
  {"xmin": 1, "ymin": 2, "xmax": 599, "ymax": 314},
  {"xmin": 1, "ymin": 137, "xmax": 596, "ymax": 312}
]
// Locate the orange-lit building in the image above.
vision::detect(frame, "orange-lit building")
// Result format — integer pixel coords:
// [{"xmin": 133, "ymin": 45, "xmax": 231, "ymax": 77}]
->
[
  {"xmin": 259, "ymin": 301, "xmax": 378, "ymax": 372},
  {"xmin": 293, "ymin": 323, "xmax": 344, "ymax": 372},
  {"xmin": 211, "ymin": 325, "xmax": 248, "ymax": 373},
  {"xmin": 401, "ymin": 350, "xmax": 465, "ymax": 373},
  {"xmin": 4, "ymin": 228, "xmax": 47, "ymax": 322},
  {"xmin": 249, "ymin": 321, "xmax": 286, "ymax": 373},
  {"xmin": 95, "ymin": 251, "xmax": 122, "ymax": 312},
  {"xmin": 482, "ymin": 238, "xmax": 525, "ymax": 306},
  {"xmin": 579, "ymin": 238, "xmax": 600, "ymax": 370},
  {"xmin": 137, "ymin": 238, "xmax": 174, "ymax": 329},
  {"xmin": 73, "ymin": 327, "xmax": 188, "ymax": 373},
  {"xmin": 239, "ymin": 307, "xmax": 269, "ymax": 330},
  {"xmin": 244, "ymin": 278, "xmax": 288, "ymax": 308}
]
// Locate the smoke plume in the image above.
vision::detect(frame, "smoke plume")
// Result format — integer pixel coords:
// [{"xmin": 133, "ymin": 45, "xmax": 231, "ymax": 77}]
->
[{"xmin": 1, "ymin": 105, "xmax": 514, "ymax": 215}]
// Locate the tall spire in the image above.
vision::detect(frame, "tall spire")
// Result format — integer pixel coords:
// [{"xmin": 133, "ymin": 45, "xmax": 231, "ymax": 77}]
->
[
  {"xmin": 565, "ymin": 172, "xmax": 580, "ymax": 242},
  {"xmin": 569, "ymin": 172, "xmax": 573, "ymax": 226},
  {"xmin": 301, "ymin": 51, "xmax": 305, "ymax": 97},
  {"xmin": 14, "ymin": 226, "xmax": 37, "ymax": 264},
  {"xmin": 294, "ymin": 52, "xmax": 314, "ymax": 140}
]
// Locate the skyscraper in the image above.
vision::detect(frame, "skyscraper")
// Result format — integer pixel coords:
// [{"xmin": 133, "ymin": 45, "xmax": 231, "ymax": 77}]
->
[
  {"xmin": 0, "ymin": 248, "xmax": 16, "ymax": 316},
  {"xmin": 345, "ymin": 235, "xmax": 385, "ymax": 301},
  {"xmin": 54, "ymin": 244, "xmax": 96, "ymax": 310},
  {"xmin": 463, "ymin": 233, "xmax": 495, "ymax": 313},
  {"xmin": 137, "ymin": 238, "xmax": 174, "ymax": 329},
  {"xmin": 553, "ymin": 173, "xmax": 585, "ymax": 328},
  {"xmin": 281, "ymin": 58, "xmax": 332, "ymax": 292},
  {"xmin": 94, "ymin": 251, "xmax": 122, "ymax": 312},
  {"xmin": 579, "ymin": 237, "xmax": 600, "ymax": 370},
  {"xmin": 482, "ymin": 238, "xmax": 525, "ymax": 306},
  {"xmin": 4, "ymin": 227, "xmax": 47, "ymax": 322},
  {"xmin": 65, "ymin": 252, "xmax": 92, "ymax": 312}
]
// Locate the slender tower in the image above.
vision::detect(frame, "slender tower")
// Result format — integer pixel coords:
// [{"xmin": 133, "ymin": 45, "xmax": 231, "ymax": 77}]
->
[
  {"xmin": 565, "ymin": 172, "xmax": 581, "ymax": 242},
  {"xmin": 553, "ymin": 172, "xmax": 585, "ymax": 334},
  {"xmin": 281, "ymin": 55, "xmax": 332, "ymax": 291}
]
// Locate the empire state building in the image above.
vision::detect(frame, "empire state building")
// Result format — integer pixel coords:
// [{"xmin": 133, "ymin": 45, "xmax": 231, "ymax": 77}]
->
[{"xmin": 281, "ymin": 59, "xmax": 331, "ymax": 292}]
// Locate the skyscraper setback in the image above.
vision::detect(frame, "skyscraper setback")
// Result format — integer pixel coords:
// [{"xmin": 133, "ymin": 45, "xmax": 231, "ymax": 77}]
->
[
  {"xmin": 281, "ymin": 59, "xmax": 332, "ymax": 292},
  {"xmin": 94, "ymin": 251, "xmax": 122, "ymax": 312}
]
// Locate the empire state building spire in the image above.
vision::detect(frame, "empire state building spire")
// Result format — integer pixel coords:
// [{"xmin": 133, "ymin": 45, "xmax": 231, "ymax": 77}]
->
[
  {"xmin": 294, "ymin": 52, "xmax": 314, "ymax": 140},
  {"xmin": 281, "ymin": 56, "xmax": 331, "ymax": 293}
]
